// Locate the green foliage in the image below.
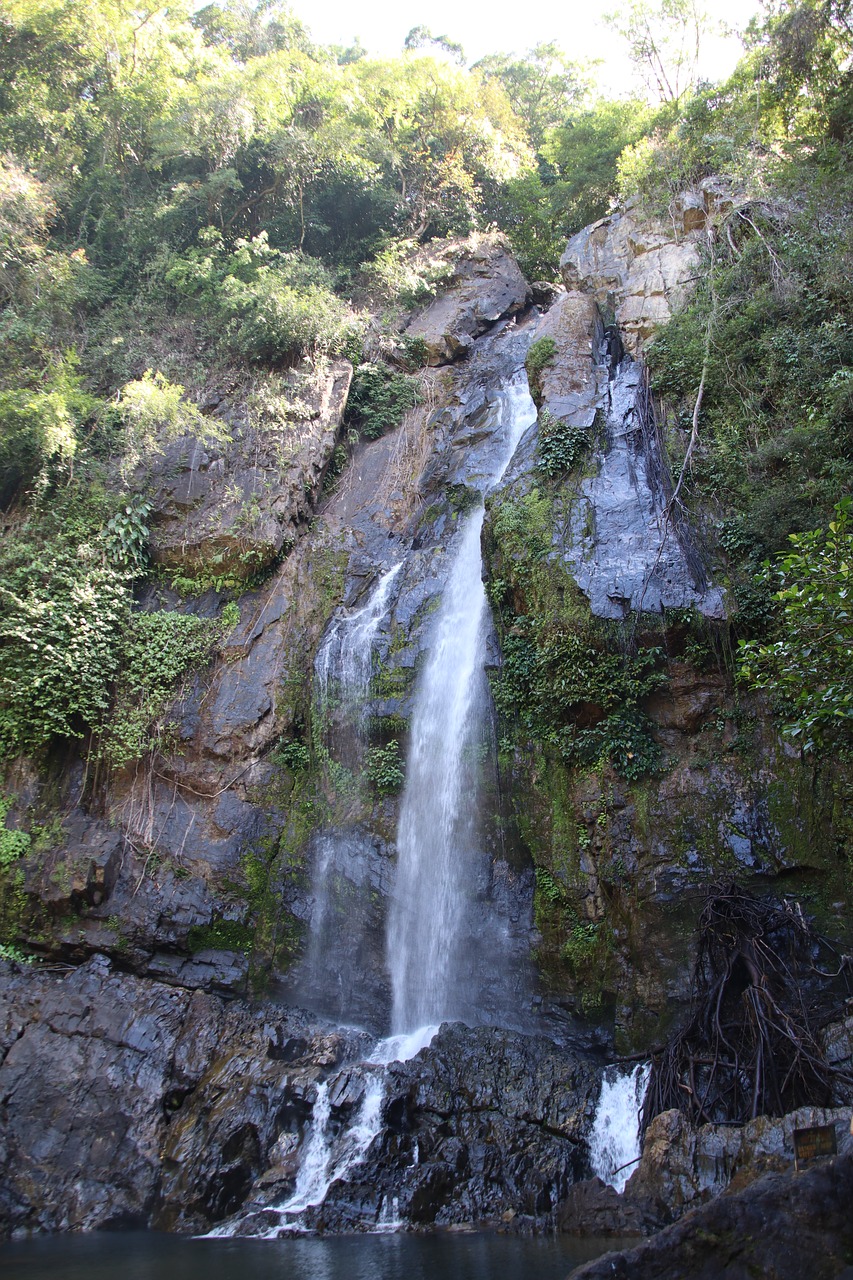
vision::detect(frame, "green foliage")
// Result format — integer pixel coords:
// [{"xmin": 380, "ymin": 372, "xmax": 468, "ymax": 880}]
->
[
  {"xmin": 361, "ymin": 239, "xmax": 455, "ymax": 307},
  {"xmin": 187, "ymin": 918, "xmax": 254, "ymax": 955},
  {"xmin": 0, "ymin": 528, "xmax": 130, "ymax": 757},
  {"xmin": 0, "ymin": 797, "xmax": 31, "ymax": 869},
  {"xmin": 525, "ymin": 337, "xmax": 557, "ymax": 406},
  {"xmin": 345, "ymin": 362, "xmax": 421, "ymax": 441},
  {"xmin": 542, "ymin": 98, "xmax": 655, "ymax": 236},
  {"xmin": 273, "ymin": 738, "xmax": 312, "ymax": 771},
  {"xmin": 0, "ymin": 354, "xmax": 100, "ymax": 505},
  {"xmin": 739, "ymin": 499, "xmax": 853, "ymax": 753},
  {"xmin": 105, "ymin": 608, "xmax": 232, "ymax": 768},
  {"xmin": 104, "ymin": 499, "xmax": 151, "ymax": 573},
  {"xmin": 560, "ymin": 711, "xmax": 662, "ymax": 780},
  {"xmin": 485, "ymin": 488, "xmax": 666, "ymax": 780},
  {"xmin": 166, "ymin": 233, "xmax": 362, "ymax": 364},
  {"xmin": 365, "ymin": 740, "xmax": 406, "ymax": 797},
  {"xmin": 537, "ymin": 409, "xmax": 590, "ymax": 477}
]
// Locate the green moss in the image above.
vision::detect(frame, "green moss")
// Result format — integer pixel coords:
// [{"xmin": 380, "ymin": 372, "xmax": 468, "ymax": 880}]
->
[
  {"xmin": 187, "ymin": 918, "xmax": 254, "ymax": 954},
  {"xmin": 524, "ymin": 337, "xmax": 557, "ymax": 408}
]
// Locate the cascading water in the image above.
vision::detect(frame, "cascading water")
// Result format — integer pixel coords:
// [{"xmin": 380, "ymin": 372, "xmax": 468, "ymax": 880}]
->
[
  {"xmin": 315, "ymin": 561, "xmax": 403, "ymax": 745},
  {"xmin": 211, "ymin": 1025, "xmax": 440, "ymax": 1239},
  {"xmin": 224, "ymin": 371, "xmax": 537, "ymax": 1240},
  {"xmin": 387, "ymin": 374, "xmax": 537, "ymax": 1035},
  {"xmin": 589, "ymin": 1062, "xmax": 651, "ymax": 1193},
  {"xmin": 292, "ymin": 562, "xmax": 403, "ymax": 1027}
]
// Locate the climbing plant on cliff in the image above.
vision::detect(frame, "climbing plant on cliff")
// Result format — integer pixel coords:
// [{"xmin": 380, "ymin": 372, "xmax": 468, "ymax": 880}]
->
[{"xmin": 738, "ymin": 498, "xmax": 853, "ymax": 754}]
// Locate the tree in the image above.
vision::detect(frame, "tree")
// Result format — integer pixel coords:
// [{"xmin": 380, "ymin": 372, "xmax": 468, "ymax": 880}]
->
[
  {"xmin": 404, "ymin": 26, "xmax": 466, "ymax": 66},
  {"xmin": 604, "ymin": 0, "xmax": 713, "ymax": 104},
  {"xmin": 474, "ymin": 43, "xmax": 588, "ymax": 149}
]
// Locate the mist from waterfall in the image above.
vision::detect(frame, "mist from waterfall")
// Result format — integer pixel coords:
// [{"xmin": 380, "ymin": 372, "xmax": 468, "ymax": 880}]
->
[{"xmin": 387, "ymin": 375, "xmax": 537, "ymax": 1034}]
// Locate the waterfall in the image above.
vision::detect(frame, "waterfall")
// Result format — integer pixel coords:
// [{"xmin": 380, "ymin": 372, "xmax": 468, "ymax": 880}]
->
[
  {"xmin": 209, "ymin": 1027, "xmax": 439, "ymax": 1239},
  {"xmin": 387, "ymin": 374, "xmax": 537, "ymax": 1035},
  {"xmin": 315, "ymin": 561, "xmax": 403, "ymax": 745},
  {"xmin": 589, "ymin": 1062, "xmax": 651, "ymax": 1193}
]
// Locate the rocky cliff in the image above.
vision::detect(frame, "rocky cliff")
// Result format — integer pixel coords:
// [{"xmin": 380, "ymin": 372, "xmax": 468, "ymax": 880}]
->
[{"xmin": 0, "ymin": 219, "xmax": 850, "ymax": 1244}]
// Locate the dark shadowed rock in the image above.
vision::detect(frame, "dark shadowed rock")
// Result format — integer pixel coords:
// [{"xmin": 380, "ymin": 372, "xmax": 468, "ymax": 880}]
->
[{"xmin": 568, "ymin": 1147, "xmax": 853, "ymax": 1280}]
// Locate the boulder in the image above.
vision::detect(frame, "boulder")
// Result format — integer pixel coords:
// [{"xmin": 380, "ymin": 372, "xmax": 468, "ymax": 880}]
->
[
  {"xmin": 568, "ymin": 1147, "xmax": 853, "ymax": 1280},
  {"xmin": 406, "ymin": 235, "xmax": 530, "ymax": 364}
]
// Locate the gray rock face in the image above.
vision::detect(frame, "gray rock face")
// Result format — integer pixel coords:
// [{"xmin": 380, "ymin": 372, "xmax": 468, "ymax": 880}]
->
[
  {"xmin": 624, "ymin": 1105, "xmax": 853, "ymax": 1223},
  {"xmin": 299, "ymin": 1022, "xmax": 602, "ymax": 1232},
  {"xmin": 146, "ymin": 359, "xmax": 352, "ymax": 580},
  {"xmin": 555, "ymin": 359, "xmax": 725, "ymax": 620},
  {"xmin": 406, "ymin": 235, "xmax": 530, "ymax": 364},
  {"xmin": 500, "ymin": 298, "xmax": 724, "ymax": 621},
  {"xmin": 560, "ymin": 192, "xmax": 710, "ymax": 357},
  {"xmin": 0, "ymin": 957, "xmax": 602, "ymax": 1238}
]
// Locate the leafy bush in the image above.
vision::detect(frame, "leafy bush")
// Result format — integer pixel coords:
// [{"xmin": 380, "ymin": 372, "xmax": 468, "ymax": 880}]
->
[
  {"xmin": 0, "ymin": 797, "xmax": 31, "ymax": 869},
  {"xmin": 738, "ymin": 498, "xmax": 853, "ymax": 753},
  {"xmin": 105, "ymin": 608, "xmax": 232, "ymax": 768},
  {"xmin": 345, "ymin": 362, "xmax": 421, "ymax": 441},
  {"xmin": 0, "ymin": 535, "xmax": 130, "ymax": 757},
  {"xmin": 525, "ymin": 336, "xmax": 556, "ymax": 406},
  {"xmin": 0, "ymin": 355, "xmax": 99, "ymax": 506},
  {"xmin": 166, "ymin": 232, "xmax": 362, "ymax": 364},
  {"xmin": 537, "ymin": 408, "xmax": 590, "ymax": 477},
  {"xmin": 366, "ymin": 740, "xmax": 405, "ymax": 796}
]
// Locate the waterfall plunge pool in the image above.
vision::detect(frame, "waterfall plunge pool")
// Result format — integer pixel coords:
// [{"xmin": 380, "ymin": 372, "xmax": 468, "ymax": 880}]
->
[{"xmin": 0, "ymin": 1230, "xmax": 641, "ymax": 1280}]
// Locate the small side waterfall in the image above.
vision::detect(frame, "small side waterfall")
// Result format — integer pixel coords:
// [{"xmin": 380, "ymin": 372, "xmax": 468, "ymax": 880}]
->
[
  {"xmin": 387, "ymin": 375, "xmax": 537, "ymax": 1034},
  {"xmin": 589, "ymin": 1062, "xmax": 651, "ymax": 1193},
  {"xmin": 315, "ymin": 561, "xmax": 403, "ymax": 746}
]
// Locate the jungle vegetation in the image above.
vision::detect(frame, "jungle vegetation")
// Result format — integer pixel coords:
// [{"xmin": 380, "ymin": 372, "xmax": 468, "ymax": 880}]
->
[{"xmin": 0, "ymin": 0, "xmax": 851, "ymax": 764}]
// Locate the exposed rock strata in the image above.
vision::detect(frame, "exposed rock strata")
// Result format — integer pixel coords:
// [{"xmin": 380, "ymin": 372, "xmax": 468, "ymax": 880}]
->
[
  {"xmin": 146, "ymin": 358, "xmax": 353, "ymax": 580},
  {"xmin": 406, "ymin": 235, "xmax": 530, "ymax": 364},
  {"xmin": 559, "ymin": 186, "xmax": 730, "ymax": 356}
]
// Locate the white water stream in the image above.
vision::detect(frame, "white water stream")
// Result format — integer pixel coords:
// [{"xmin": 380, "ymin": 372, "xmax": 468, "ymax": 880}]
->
[
  {"xmin": 387, "ymin": 374, "xmax": 536, "ymax": 1034},
  {"xmin": 259, "ymin": 1025, "xmax": 440, "ymax": 1237},
  {"xmin": 315, "ymin": 561, "xmax": 403, "ymax": 733},
  {"xmin": 589, "ymin": 1062, "xmax": 651, "ymax": 1193}
]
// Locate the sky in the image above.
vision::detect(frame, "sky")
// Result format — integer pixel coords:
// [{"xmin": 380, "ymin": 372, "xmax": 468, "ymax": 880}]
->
[{"xmin": 295, "ymin": 0, "xmax": 764, "ymax": 92}]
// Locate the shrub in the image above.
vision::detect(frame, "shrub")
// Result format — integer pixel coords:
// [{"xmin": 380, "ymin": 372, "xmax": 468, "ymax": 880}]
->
[
  {"xmin": 345, "ymin": 362, "xmax": 421, "ymax": 441},
  {"xmin": 166, "ymin": 231, "xmax": 362, "ymax": 364},
  {"xmin": 738, "ymin": 498, "xmax": 853, "ymax": 753},
  {"xmin": 366, "ymin": 740, "xmax": 405, "ymax": 796},
  {"xmin": 0, "ymin": 537, "xmax": 130, "ymax": 756},
  {"xmin": 537, "ymin": 408, "xmax": 590, "ymax": 477},
  {"xmin": 104, "ymin": 608, "xmax": 232, "ymax": 768},
  {"xmin": 525, "ymin": 336, "xmax": 557, "ymax": 406}
]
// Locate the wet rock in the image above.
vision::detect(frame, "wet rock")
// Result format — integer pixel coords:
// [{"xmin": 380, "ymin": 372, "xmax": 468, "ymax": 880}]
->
[
  {"xmin": 406, "ymin": 235, "xmax": 530, "ymax": 364},
  {"xmin": 316, "ymin": 1023, "xmax": 602, "ymax": 1231},
  {"xmin": 529, "ymin": 291, "xmax": 606, "ymax": 422},
  {"xmin": 558, "ymin": 1176, "xmax": 657, "ymax": 1237},
  {"xmin": 551, "ymin": 360, "xmax": 725, "ymax": 620}
]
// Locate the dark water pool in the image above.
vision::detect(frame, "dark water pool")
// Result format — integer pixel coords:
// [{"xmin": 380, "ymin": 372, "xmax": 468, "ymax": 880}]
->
[{"xmin": 0, "ymin": 1231, "xmax": 629, "ymax": 1279}]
